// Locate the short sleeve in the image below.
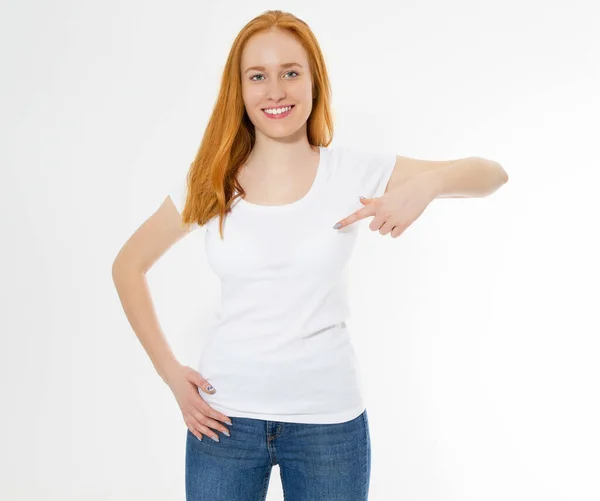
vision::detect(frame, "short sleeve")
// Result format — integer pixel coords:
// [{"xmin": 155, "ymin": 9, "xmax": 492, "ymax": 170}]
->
[
  {"xmin": 335, "ymin": 146, "xmax": 397, "ymax": 199},
  {"xmin": 168, "ymin": 173, "xmax": 189, "ymax": 216},
  {"xmin": 167, "ymin": 173, "xmax": 201, "ymax": 230}
]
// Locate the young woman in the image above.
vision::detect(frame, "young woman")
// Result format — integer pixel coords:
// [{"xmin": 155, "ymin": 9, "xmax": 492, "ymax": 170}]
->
[{"xmin": 112, "ymin": 9, "xmax": 508, "ymax": 500}]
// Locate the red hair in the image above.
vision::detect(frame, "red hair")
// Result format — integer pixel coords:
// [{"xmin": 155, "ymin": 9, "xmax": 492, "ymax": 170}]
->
[{"xmin": 179, "ymin": 10, "xmax": 334, "ymax": 239}]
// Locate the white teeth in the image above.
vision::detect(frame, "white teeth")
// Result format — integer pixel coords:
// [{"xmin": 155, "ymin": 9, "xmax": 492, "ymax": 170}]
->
[{"xmin": 264, "ymin": 106, "xmax": 292, "ymax": 115}]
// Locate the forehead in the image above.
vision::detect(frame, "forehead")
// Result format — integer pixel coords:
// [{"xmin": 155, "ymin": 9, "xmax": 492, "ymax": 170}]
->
[{"xmin": 241, "ymin": 30, "xmax": 308, "ymax": 69}]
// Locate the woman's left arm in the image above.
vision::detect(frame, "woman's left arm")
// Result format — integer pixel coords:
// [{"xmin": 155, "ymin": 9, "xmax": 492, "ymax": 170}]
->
[
  {"xmin": 384, "ymin": 155, "xmax": 509, "ymax": 199},
  {"xmin": 332, "ymin": 156, "xmax": 509, "ymax": 237},
  {"xmin": 414, "ymin": 156, "xmax": 509, "ymax": 199}
]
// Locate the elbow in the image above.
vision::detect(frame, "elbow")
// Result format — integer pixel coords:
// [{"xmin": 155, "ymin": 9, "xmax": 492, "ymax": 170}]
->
[
  {"xmin": 112, "ymin": 254, "xmax": 147, "ymax": 282},
  {"xmin": 494, "ymin": 161, "xmax": 509, "ymax": 184},
  {"xmin": 111, "ymin": 257, "xmax": 125, "ymax": 284},
  {"xmin": 112, "ymin": 253, "xmax": 135, "ymax": 283}
]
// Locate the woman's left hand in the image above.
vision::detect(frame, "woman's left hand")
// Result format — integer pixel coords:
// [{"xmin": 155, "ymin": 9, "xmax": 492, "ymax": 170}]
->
[{"xmin": 333, "ymin": 172, "xmax": 439, "ymax": 238}]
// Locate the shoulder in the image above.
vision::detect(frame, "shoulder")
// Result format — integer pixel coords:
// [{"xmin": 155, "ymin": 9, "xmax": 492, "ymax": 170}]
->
[
  {"xmin": 325, "ymin": 143, "xmax": 398, "ymax": 199},
  {"xmin": 327, "ymin": 144, "xmax": 396, "ymax": 172}
]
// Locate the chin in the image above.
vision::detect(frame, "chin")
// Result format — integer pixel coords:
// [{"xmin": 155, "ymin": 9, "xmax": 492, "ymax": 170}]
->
[{"xmin": 259, "ymin": 128, "xmax": 302, "ymax": 140}]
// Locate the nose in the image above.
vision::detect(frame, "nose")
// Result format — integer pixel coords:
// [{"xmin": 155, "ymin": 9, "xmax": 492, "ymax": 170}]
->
[{"xmin": 265, "ymin": 79, "xmax": 286, "ymax": 102}]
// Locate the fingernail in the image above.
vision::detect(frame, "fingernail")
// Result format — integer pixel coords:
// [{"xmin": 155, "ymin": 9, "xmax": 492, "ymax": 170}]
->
[
  {"xmin": 223, "ymin": 430, "xmax": 230, "ymax": 437},
  {"xmin": 359, "ymin": 196, "xmax": 365, "ymax": 200},
  {"xmin": 206, "ymin": 385, "xmax": 214, "ymax": 391},
  {"xmin": 225, "ymin": 420, "xmax": 233, "ymax": 426},
  {"xmin": 333, "ymin": 223, "xmax": 341, "ymax": 229}
]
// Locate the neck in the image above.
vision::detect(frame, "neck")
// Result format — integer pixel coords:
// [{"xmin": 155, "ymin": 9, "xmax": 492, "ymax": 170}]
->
[{"xmin": 245, "ymin": 130, "xmax": 318, "ymax": 174}]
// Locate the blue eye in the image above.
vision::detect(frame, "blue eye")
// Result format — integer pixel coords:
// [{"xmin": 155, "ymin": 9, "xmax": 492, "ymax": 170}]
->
[{"xmin": 250, "ymin": 70, "xmax": 299, "ymax": 81}]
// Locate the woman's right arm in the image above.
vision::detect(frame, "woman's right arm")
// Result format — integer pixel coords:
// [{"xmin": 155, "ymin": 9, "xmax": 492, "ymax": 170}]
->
[
  {"xmin": 111, "ymin": 197, "xmax": 232, "ymax": 441},
  {"xmin": 111, "ymin": 195, "xmax": 194, "ymax": 382}
]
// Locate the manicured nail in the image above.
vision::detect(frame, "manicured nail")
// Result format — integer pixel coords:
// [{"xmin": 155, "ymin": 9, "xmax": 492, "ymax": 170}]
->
[
  {"xmin": 223, "ymin": 430, "xmax": 230, "ymax": 437},
  {"xmin": 333, "ymin": 223, "xmax": 341, "ymax": 229},
  {"xmin": 225, "ymin": 421, "xmax": 233, "ymax": 426},
  {"xmin": 359, "ymin": 196, "xmax": 365, "ymax": 200},
  {"xmin": 206, "ymin": 385, "xmax": 213, "ymax": 391}
]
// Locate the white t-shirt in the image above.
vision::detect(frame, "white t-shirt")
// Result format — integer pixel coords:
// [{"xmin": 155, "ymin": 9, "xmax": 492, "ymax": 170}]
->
[{"xmin": 168, "ymin": 144, "xmax": 396, "ymax": 424}]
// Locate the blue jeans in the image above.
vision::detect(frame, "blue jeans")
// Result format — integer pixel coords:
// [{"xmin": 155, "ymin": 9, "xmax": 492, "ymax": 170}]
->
[{"xmin": 185, "ymin": 408, "xmax": 371, "ymax": 500}]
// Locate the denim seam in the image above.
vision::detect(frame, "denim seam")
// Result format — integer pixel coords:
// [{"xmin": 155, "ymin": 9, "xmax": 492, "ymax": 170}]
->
[
  {"xmin": 362, "ymin": 410, "xmax": 370, "ymax": 499},
  {"xmin": 259, "ymin": 468, "xmax": 270, "ymax": 501}
]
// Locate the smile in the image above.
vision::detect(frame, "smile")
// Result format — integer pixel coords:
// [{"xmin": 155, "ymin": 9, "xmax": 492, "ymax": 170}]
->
[{"xmin": 262, "ymin": 105, "xmax": 295, "ymax": 119}]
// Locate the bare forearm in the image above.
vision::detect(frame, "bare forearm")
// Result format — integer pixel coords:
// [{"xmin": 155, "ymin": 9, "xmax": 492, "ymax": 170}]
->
[
  {"xmin": 112, "ymin": 263, "xmax": 180, "ymax": 382},
  {"xmin": 429, "ymin": 157, "xmax": 509, "ymax": 198}
]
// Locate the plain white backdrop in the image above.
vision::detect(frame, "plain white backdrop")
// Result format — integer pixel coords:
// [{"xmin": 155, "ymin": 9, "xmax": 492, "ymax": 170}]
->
[{"xmin": 1, "ymin": 0, "xmax": 599, "ymax": 499}]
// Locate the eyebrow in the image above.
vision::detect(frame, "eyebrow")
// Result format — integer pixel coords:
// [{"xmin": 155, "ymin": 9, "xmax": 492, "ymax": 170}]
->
[{"xmin": 244, "ymin": 62, "xmax": 303, "ymax": 74}]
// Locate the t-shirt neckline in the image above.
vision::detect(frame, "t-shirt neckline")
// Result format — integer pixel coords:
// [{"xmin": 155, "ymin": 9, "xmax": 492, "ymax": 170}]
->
[{"xmin": 234, "ymin": 146, "xmax": 327, "ymax": 213}]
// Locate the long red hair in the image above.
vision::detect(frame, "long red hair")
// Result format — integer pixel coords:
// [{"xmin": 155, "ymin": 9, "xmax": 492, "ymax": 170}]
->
[{"xmin": 179, "ymin": 9, "xmax": 334, "ymax": 239}]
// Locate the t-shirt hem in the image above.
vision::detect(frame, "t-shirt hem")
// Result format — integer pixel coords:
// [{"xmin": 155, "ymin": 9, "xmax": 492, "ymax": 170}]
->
[{"xmin": 208, "ymin": 402, "xmax": 367, "ymax": 425}]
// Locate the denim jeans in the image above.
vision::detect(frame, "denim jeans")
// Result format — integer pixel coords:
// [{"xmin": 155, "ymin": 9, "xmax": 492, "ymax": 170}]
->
[{"xmin": 185, "ymin": 408, "xmax": 371, "ymax": 500}]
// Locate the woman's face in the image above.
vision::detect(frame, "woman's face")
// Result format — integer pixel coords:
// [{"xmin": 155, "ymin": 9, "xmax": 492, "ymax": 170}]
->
[{"xmin": 240, "ymin": 29, "xmax": 314, "ymax": 140}]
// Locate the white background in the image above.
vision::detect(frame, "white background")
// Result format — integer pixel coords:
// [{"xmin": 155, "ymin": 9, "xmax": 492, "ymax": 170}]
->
[{"xmin": 1, "ymin": 1, "xmax": 599, "ymax": 500}]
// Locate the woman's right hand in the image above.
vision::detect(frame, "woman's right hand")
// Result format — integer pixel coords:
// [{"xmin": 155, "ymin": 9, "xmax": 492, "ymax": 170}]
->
[{"xmin": 163, "ymin": 363, "xmax": 232, "ymax": 442}]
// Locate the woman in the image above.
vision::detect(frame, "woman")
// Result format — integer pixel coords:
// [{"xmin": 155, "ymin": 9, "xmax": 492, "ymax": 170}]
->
[{"xmin": 112, "ymin": 9, "xmax": 508, "ymax": 500}]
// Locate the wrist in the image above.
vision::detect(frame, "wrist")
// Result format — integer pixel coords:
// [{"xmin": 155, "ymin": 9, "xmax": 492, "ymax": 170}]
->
[{"xmin": 156, "ymin": 357, "xmax": 181, "ymax": 384}]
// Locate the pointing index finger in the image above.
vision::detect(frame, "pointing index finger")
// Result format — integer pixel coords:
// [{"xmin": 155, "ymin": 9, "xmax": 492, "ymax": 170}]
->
[{"xmin": 333, "ymin": 204, "xmax": 376, "ymax": 230}]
